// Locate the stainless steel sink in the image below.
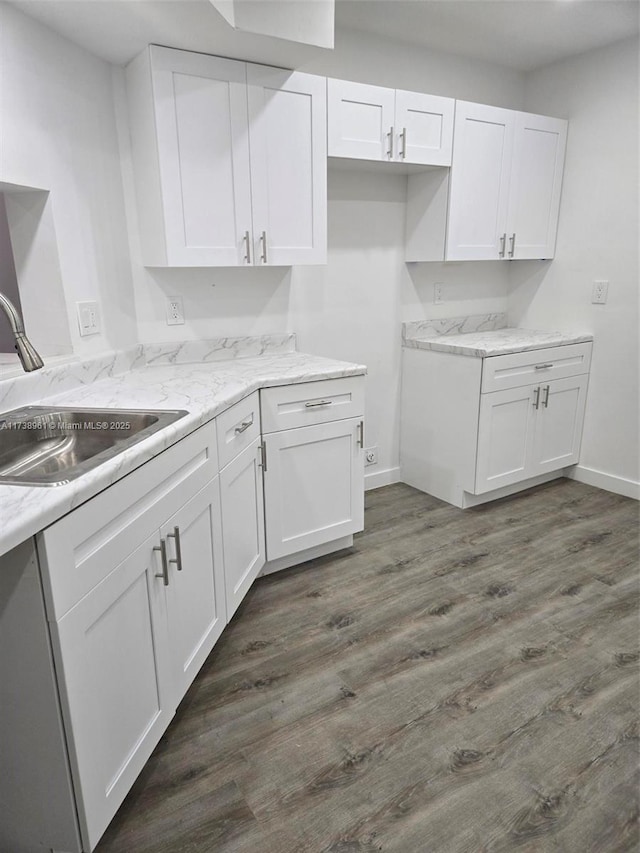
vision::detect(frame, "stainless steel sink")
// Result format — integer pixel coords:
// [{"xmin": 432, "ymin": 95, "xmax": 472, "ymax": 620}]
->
[{"xmin": 0, "ymin": 406, "xmax": 188, "ymax": 486}]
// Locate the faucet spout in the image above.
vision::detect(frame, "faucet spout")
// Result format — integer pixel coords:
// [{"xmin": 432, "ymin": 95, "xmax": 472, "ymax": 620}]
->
[{"xmin": 0, "ymin": 291, "xmax": 44, "ymax": 372}]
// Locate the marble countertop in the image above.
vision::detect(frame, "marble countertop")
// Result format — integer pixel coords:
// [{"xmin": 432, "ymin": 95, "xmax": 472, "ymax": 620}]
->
[
  {"xmin": 0, "ymin": 346, "xmax": 366, "ymax": 557},
  {"xmin": 403, "ymin": 316, "xmax": 593, "ymax": 357}
]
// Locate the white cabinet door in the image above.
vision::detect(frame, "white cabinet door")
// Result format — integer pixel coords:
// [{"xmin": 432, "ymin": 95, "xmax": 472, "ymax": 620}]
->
[
  {"xmin": 263, "ymin": 417, "xmax": 364, "ymax": 560},
  {"xmin": 533, "ymin": 375, "xmax": 588, "ymax": 474},
  {"xmin": 507, "ymin": 112, "xmax": 568, "ymax": 259},
  {"xmin": 446, "ymin": 101, "xmax": 515, "ymax": 260},
  {"xmin": 327, "ymin": 78, "xmax": 395, "ymax": 160},
  {"xmin": 162, "ymin": 479, "xmax": 226, "ymax": 700},
  {"xmin": 395, "ymin": 89, "xmax": 454, "ymax": 166},
  {"xmin": 149, "ymin": 47, "xmax": 253, "ymax": 266},
  {"xmin": 476, "ymin": 375, "xmax": 588, "ymax": 495},
  {"xmin": 247, "ymin": 66, "xmax": 327, "ymax": 265},
  {"xmin": 475, "ymin": 384, "xmax": 536, "ymax": 494},
  {"xmin": 219, "ymin": 437, "xmax": 266, "ymax": 619},
  {"xmin": 52, "ymin": 533, "xmax": 173, "ymax": 852}
]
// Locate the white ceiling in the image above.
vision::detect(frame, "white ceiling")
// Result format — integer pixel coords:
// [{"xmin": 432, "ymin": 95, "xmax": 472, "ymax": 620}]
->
[{"xmin": 8, "ymin": 0, "xmax": 640, "ymax": 71}]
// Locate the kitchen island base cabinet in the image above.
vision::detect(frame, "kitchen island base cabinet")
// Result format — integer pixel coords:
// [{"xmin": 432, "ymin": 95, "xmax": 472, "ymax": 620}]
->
[{"xmin": 400, "ymin": 343, "xmax": 591, "ymax": 509}]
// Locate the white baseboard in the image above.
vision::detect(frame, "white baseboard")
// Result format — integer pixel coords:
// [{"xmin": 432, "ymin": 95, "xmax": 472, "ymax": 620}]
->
[
  {"xmin": 365, "ymin": 466, "xmax": 401, "ymax": 491},
  {"xmin": 567, "ymin": 465, "xmax": 640, "ymax": 500}
]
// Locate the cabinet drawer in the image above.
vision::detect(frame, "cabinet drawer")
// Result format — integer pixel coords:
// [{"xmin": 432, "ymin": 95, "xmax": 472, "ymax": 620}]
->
[
  {"xmin": 260, "ymin": 376, "xmax": 365, "ymax": 433},
  {"xmin": 481, "ymin": 342, "xmax": 592, "ymax": 393},
  {"xmin": 38, "ymin": 422, "xmax": 218, "ymax": 620},
  {"xmin": 216, "ymin": 391, "xmax": 261, "ymax": 470}
]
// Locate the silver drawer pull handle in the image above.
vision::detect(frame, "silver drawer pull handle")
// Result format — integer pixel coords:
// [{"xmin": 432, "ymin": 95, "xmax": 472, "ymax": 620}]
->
[
  {"xmin": 534, "ymin": 363, "xmax": 554, "ymax": 370},
  {"xmin": 542, "ymin": 385, "xmax": 550, "ymax": 408},
  {"xmin": 498, "ymin": 233, "xmax": 506, "ymax": 257},
  {"xmin": 153, "ymin": 538, "xmax": 169, "ymax": 586},
  {"xmin": 508, "ymin": 232, "xmax": 516, "ymax": 257},
  {"xmin": 234, "ymin": 418, "xmax": 253, "ymax": 434},
  {"xmin": 305, "ymin": 400, "xmax": 333, "ymax": 408},
  {"xmin": 260, "ymin": 231, "xmax": 268, "ymax": 264},
  {"xmin": 533, "ymin": 387, "xmax": 540, "ymax": 410},
  {"xmin": 243, "ymin": 230, "xmax": 251, "ymax": 264},
  {"xmin": 167, "ymin": 526, "xmax": 183, "ymax": 571},
  {"xmin": 357, "ymin": 419, "xmax": 364, "ymax": 448},
  {"xmin": 400, "ymin": 127, "xmax": 407, "ymax": 159},
  {"xmin": 387, "ymin": 126, "xmax": 394, "ymax": 159}
]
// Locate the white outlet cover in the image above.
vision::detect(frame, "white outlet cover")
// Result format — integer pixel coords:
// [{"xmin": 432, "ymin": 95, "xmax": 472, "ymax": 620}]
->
[{"xmin": 76, "ymin": 301, "xmax": 100, "ymax": 336}]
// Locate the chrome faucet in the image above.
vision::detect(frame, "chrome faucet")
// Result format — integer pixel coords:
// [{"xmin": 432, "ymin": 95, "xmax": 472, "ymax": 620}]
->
[{"xmin": 0, "ymin": 291, "xmax": 44, "ymax": 372}]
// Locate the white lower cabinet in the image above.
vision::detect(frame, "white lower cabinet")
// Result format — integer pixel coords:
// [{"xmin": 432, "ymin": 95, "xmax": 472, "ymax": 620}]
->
[
  {"xmin": 475, "ymin": 374, "xmax": 588, "ymax": 494},
  {"xmin": 260, "ymin": 377, "xmax": 365, "ymax": 561},
  {"xmin": 400, "ymin": 343, "xmax": 592, "ymax": 508},
  {"xmin": 51, "ymin": 532, "xmax": 174, "ymax": 851},
  {"xmin": 219, "ymin": 436, "xmax": 266, "ymax": 618},
  {"xmin": 161, "ymin": 481, "xmax": 226, "ymax": 700},
  {"xmin": 12, "ymin": 375, "xmax": 364, "ymax": 852},
  {"xmin": 48, "ymin": 475, "xmax": 226, "ymax": 851},
  {"xmin": 38, "ymin": 423, "xmax": 226, "ymax": 851}
]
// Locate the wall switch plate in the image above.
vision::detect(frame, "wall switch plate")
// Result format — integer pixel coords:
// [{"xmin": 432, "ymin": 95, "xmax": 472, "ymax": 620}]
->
[
  {"xmin": 592, "ymin": 280, "xmax": 609, "ymax": 304},
  {"xmin": 166, "ymin": 296, "xmax": 185, "ymax": 325},
  {"xmin": 365, "ymin": 446, "xmax": 378, "ymax": 466},
  {"xmin": 434, "ymin": 282, "xmax": 445, "ymax": 305},
  {"xmin": 76, "ymin": 301, "xmax": 100, "ymax": 336}
]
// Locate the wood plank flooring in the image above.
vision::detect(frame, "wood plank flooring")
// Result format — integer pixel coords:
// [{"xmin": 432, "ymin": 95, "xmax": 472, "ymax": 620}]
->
[{"xmin": 96, "ymin": 479, "xmax": 640, "ymax": 853}]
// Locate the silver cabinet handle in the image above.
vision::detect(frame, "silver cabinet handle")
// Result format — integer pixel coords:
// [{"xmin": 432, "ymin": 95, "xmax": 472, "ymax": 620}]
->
[
  {"xmin": 260, "ymin": 231, "xmax": 268, "ymax": 264},
  {"xmin": 258, "ymin": 442, "xmax": 267, "ymax": 472},
  {"xmin": 154, "ymin": 538, "xmax": 169, "ymax": 586},
  {"xmin": 542, "ymin": 385, "xmax": 550, "ymax": 408},
  {"xmin": 534, "ymin": 363, "xmax": 554, "ymax": 371},
  {"xmin": 304, "ymin": 399, "xmax": 333, "ymax": 408},
  {"xmin": 386, "ymin": 126, "xmax": 394, "ymax": 159},
  {"xmin": 508, "ymin": 233, "xmax": 516, "ymax": 258},
  {"xmin": 533, "ymin": 386, "xmax": 540, "ymax": 410},
  {"xmin": 357, "ymin": 419, "xmax": 365, "ymax": 448},
  {"xmin": 167, "ymin": 526, "xmax": 183, "ymax": 571},
  {"xmin": 400, "ymin": 127, "xmax": 407, "ymax": 159},
  {"xmin": 234, "ymin": 418, "xmax": 253, "ymax": 434},
  {"xmin": 499, "ymin": 233, "xmax": 507, "ymax": 258},
  {"xmin": 243, "ymin": 230, "xmax": 251, "ymax": 264}
]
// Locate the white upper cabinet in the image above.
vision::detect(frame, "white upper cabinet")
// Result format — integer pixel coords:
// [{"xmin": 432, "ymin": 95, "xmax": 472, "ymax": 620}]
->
[
  {"xmin": 126, "ymin": 46, "xmax": 327, "ymax": 266},
  {"xmin": 507, "ymin": 111, "xmax": 568, "ymax": 260},
  {"xmin": 247, "ymin": 66, "xmax": 327, "ymax": 266},
  {"xmin": 394, "ymin": 89, "xmax": 455, "ymax": 166},
  {"xmin": 446, "ymin": 101, "xmax": 567, "ymax": 261},
  {"xmin": 328, "ymin": 78, "xmax": 454, "ymax": 166}
]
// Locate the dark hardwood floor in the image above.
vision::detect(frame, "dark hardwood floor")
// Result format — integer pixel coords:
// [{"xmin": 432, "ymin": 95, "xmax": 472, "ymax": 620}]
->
[{"xmin": 96, "ymin": 479, "xmax": 640, "ymax": 853}]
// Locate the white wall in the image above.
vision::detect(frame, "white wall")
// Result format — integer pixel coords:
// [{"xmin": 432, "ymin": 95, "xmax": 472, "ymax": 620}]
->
[
  {"xmin": 0, "ymin": 195, "xmax": 22, "ymax": 353},
  {"xmin": 509, "ymin": 37, "xmax": 639, "ymax": 495},
  {"xmin": 118, "ymin": 28, "xmax": 524, "ymax": 484},
  {"xmin": 0, "ymin": 2, "xmax": 137, "ymax": 358}
]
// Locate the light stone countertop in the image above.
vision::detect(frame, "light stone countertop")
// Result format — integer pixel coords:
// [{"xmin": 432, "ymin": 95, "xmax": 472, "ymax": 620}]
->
[
  {"xmin": 0, "ymin": 343, "xmax": 366, "ymax": 558},
  {"xmin": 402, "ymin": 315, "xmax": 593, "ymax": 357}
]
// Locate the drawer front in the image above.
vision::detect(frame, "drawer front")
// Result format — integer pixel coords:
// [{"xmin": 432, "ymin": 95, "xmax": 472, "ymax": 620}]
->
[
  {"xmin": 38, "ymin": 421, "xmax": 218, "ymax": 621},
  {"xmin": 481, "ymin": 343, "xmax": 592, "ymax": 393},
  {"xmin": 260, "ymin": 376, "xmax": 365, "ymax": 434},
  {"xmin": 216, "ymin": 391, "xmax": 261, "ymax": 470}
]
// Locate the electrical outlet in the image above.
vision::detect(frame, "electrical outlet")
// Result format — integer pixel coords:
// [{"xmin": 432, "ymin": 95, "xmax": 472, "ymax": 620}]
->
[
  {"xmin": 166, "ymin": 296, "xmax": 185, "ymax": 325},
  {"xmin": 434, "ymin": 282, "xmax": 445, "ymax": 305},
  {"xmin": 592, "ymin": 280, "xmax": 609, "ymax": 304},
  {"xmin": 365, "ymin": 446, "xmax": 378, "ymax": 466},
  {"xmin": 76, "ymin": 301, "xmax": 100, "ymax": 336}
]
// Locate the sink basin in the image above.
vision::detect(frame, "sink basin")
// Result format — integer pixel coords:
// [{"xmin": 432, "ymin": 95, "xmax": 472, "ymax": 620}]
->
[{"xmin": 0, "ymin": 406, "xmax": 188, "ymax": 486}]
